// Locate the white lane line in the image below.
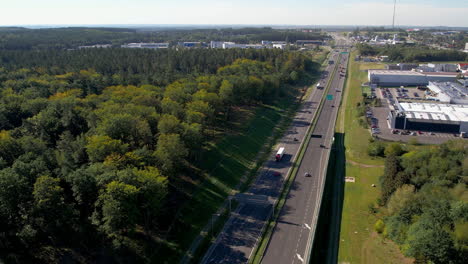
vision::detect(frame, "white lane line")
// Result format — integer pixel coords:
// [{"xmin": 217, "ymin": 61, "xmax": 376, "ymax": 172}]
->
[
  {"xmin": 304, "ymin": 223, "xmax": 311, "ymax": 230},
  {"xmin": 296, "ymin": 253, "xmax": 304, "ymax": 262}
]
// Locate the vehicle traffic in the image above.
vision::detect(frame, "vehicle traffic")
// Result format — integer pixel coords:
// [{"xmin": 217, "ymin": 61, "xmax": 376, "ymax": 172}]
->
[{"xmin": 275, "ymin": 147, "xmax": 285, "ymax": 162}]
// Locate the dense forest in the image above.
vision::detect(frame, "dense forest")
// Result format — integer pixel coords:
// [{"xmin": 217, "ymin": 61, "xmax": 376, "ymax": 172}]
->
[
  {"xmin": 0, "ymin": 48, "xmax": 312, "ymax": 87},
  {"xmin": 0, "ymin": 27, "xmax": 325, "ymax": 50},
  {"xmin": 376, "ymin": 141, "xmax": 468, "ymax": 264},
  {"xmin": 0, "ymin": 32, "xmax": 317, "ymax": 262},
  {"xmin": 356, "ymin": 43, "xmax": 468, "ymax": 62}
]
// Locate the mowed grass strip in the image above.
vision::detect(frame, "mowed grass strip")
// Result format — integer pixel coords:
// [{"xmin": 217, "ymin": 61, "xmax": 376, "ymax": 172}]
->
[{"xmin": 341, "ymin": 55, "xmax": 385, "ymax": 165}]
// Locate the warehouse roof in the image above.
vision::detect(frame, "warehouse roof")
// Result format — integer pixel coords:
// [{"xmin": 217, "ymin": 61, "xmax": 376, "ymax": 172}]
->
[
  {"xmin": 368, "ymin": 70, "xmax": 424, "ymax": 76},
  {"xmin": 428, "ymin": 81, "xmax": 468, "ymax": 102},
  {"xmin": 397, "ymin": 102, "xmax": 468, "ymax": 122}
]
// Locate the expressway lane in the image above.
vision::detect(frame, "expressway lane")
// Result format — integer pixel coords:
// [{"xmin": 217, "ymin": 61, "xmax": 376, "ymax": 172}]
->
[
  {"xmin": 261, "ymin": 50, "xmax": 349, "ymax": 264},
  {"xmin": 201, "ymin": 51, "xmax": 342, "ymax": 264}
]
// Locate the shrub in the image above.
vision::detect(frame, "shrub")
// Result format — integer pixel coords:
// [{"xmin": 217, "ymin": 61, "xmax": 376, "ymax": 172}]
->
[
  {"xmin": 375, "ymin": 219, "xmax": 385, "ymax": 234},
  {"xmin": 368, "ymin": 141, "xmax": 385, "ymax": 157}
]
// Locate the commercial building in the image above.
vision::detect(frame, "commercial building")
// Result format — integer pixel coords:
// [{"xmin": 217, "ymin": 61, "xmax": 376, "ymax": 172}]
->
[
  {"xmin": 368, "ymin": 70, "xmax": 428, "ymax": 86},
  {"xmin": 178, "ymin": 42, "xmax": 202, "ymax": 48},
  {"xmin": 78, "ymin": 44, "xmax": 112, "ymax": 49},
  {"xmin": 222, "ymin": 43, "xmax": 264, "ymax": 49},
  {"xmin": 368, "ymin": 70, "xmax": 467, "ymax": 87},
  {"xmin": 427, "ymin": 81, "xmax": 468, "ymax": 105},
  {"xmin": 121, "ymin": 43, "xmax": 169, "ymax": 49},
  {"xmin": 385, "ymin": 63, "xmax": 419, "ymax": 71},
  {"xmin": 458, "ymin": 63, "xmax": 468, "ymax": 73},
  {"xmin": 296, "ymin": 40, "xmax": 323, "ymax": 46},
  {"xmin": 388, "ymin": 102, "xmax": 468, "ymax": 133},
  {"xmin": 273, "ymin": 43, "xmax": 287, "ymax": 49}
]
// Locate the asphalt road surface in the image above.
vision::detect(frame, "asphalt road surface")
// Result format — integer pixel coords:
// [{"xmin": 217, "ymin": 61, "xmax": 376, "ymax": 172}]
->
[
  {"xmin": 261, "ymin": 51, "xmax": 349, "ymax": 264},
  {"xmin": 201, "ymin": 51, "xmax": 342, "ymax": 264}
]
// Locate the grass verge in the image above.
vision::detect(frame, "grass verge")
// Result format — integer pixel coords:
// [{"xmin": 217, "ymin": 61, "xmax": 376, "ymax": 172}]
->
[{"xmin": 324, "ymin": 49, "xmax": 414, "ymax": 264}]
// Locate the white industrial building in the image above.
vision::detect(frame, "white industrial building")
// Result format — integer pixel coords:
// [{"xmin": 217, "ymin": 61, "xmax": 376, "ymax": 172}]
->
[
  {"xmin": 79, "ymin": 44, "xmax": 112, "ymax": 49},
  {"xmin": 388, "ymin": 102, "xmax": 468, "ymax": 133},
  {"xmin": 222, "ymin": 43, "xmax": 265, "ymax": 49},
  {"xmin": 368, "ymin": 70, "xmax": 467, "ymax": 87},
  {"xmin": 273, "ymin": 43, "xmax": 287, "ymax": 49},
  {"xmin": 427, "ymin": 82, "xmax": 468, "ymax": 105},
  {"xmin": 121, "ymin": 43, "xmax": 169, "ymax": 49}
]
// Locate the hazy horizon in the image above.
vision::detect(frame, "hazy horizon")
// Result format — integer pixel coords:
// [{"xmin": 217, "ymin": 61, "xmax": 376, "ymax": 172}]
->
[{"xmin": 1, "ymin": 0, "xmax": 467, "ymax": 27}]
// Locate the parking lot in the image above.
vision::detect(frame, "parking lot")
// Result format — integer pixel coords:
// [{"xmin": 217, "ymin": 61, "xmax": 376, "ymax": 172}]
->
[{"xmin": 367, "ymin": 87, "xmax": 462, "ymax": 144}]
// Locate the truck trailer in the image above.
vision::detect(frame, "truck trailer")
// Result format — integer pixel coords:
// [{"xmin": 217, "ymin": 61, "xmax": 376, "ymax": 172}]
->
[{"xmin": 275, "ymin": 147, "xmax": 285, "ymax": 162}]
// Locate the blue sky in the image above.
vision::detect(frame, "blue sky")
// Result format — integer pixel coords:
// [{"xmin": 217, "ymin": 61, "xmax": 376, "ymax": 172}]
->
[{"xmin": 1, "ymin": 0, "xmax": 467, "ymax": 26}]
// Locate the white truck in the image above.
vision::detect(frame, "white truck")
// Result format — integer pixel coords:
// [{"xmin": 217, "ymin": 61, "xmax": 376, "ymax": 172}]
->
[{"xmin": 275, "ymin": 147, "xmax": 285, "ymax": 162}]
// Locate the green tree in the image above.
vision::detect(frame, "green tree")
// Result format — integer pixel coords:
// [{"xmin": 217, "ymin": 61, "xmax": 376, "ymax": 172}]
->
[
  {"xmin": 92, "ymin": 181, "xmax": 139, "ymax": 243},
  {"xmin": 154, "ymin": 133, "xmax": 188, "ymax": 174},
  {"xmin": 158, "ymin": 114, "xmax": 182, "ymax": 134},
  {"xmin": 404, "ymin": 216, "xmax": 454, "ymax": 264},
  {"xmin": 384, "ymin": 143, "xmax": 405, "ymax": 157},
  {"xmin": 86, "ymin": 135, "xmax": 129, "ymax": 162}
]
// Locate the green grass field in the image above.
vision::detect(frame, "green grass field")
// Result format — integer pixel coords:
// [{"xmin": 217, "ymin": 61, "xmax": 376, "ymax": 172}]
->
[
  {"xmin": 337, "ymin": 58, "xmax": 386, "ymax": 166},
  {"xmin": 334, "ymin": 50, "xmax": 413, "ymax": 264}
]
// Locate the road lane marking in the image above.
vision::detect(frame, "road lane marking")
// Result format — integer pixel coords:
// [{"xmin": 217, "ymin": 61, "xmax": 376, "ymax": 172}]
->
[
  {"xmin": 296, "ymin": 253, "xmax": 304, "ymax": 262},
  {"xmin": 304, "ymin": 223, "xmax": 311, "ymax": 230}
]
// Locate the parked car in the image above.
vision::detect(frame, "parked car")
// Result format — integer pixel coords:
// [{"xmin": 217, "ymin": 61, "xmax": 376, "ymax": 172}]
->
[{"xmin": 418, "ymin": 131, "xmax": 423, "ymax": 135}]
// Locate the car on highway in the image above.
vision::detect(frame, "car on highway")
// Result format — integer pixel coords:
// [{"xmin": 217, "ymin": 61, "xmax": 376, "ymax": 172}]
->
[
  {"xmin": 273, "ymin": 171, "xmax": 281, "ymax": 177},
  {"xmin": 304, "ymin": 172, "xmax": 311, "ymax": 177}
]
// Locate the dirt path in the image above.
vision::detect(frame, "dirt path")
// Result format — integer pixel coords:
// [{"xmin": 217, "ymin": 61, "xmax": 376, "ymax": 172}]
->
[{"xmin": 346, "ymin": 159, "xmax": 384, "ymax": 168}]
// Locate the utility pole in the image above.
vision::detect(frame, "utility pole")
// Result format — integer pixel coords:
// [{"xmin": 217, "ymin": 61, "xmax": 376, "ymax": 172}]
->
[{"xmin": 392, "ymin": 0, "xmax": 397, "ymax": 29}]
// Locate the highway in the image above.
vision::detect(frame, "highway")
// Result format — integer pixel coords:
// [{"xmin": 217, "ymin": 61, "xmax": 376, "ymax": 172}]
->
[
  {"xmin": 261, "ymin": 49, "xmax": 349, "ymax": 264},
  {"xmin": 201, "ymin": 49, "xmax": 342, "ymax": 264}
]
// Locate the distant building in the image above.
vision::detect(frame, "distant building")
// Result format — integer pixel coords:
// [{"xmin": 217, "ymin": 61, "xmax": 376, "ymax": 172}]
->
[
  {"xmin": 178, "ymin": 42, "xmax": 202, "ymax": 48},
  {"xmin": 385, "ymin": 63, "xmax": 418, "ymax": 71},
  {"xmin": 222, "ymin": 43, "xmax": 265, "ymax": 49},
  {"xmin": 388, "ymin": 102, "xmax": 468, "ymax": 133},
  {"xmin": 427, "ymin": 81, "xmax": 468, "ymax": 105},
  {"xmin": 386, "ymin": 64, "xmax": 400, "ymax": 70},
  {"xmin": 296, "ymin": 40, "xmax": 323, "ymax": 46},
  {"xmin": 121, "ymin": 43, "xmax": 169, "ymax": 49},
  {"xmin": 427, "ymin": 63, "xmax": 458, "ymax": 72},
  {"xmin": 368, "ymin": 70, "xmax": 467, "ymax": 87},
  {"xmin": 399, "ymin": 63, "xmax": 419, "ymax": 71},
  {"xmin": 273, "ymin": 43, "xmax": 287, "ymax": 49},
  {"xmin": 458, "ymin": 63, "xmax": 468, "ymax": 73},
  {"xmin": 464, "ymin": 42, "xmax": 468, "ymax": 51},
  {"xmin": 78, "ymin": 44, "xmax": 112, "ymax": 49}
]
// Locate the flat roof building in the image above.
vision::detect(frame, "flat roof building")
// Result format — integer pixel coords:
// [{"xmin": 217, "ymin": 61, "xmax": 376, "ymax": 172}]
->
[
  {"xmin": 388, "ymin": 102, "xmax": 468, "ymax": 133},
  {"xmin": 427, "ymin": 81, "xmax": 468, "ymax": 105},
  {"xmin": 368, "ymin": 70, "xmax": 467, "ymax": 87},
  {"xmin": 121, "ymin": 43, "xmax": 169, "ymax": 49},
  {"xmin": 222, "ymin": 43, "xmax": 265, "ymax": 49}
]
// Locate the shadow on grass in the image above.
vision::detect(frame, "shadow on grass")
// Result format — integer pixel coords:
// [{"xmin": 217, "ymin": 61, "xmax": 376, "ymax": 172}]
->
[{"xmin": 309, "ymin": 132, "xmax": 346, "ymax": 264}]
